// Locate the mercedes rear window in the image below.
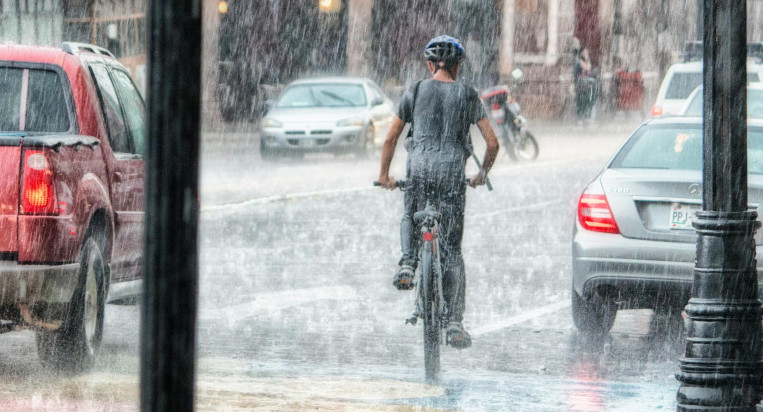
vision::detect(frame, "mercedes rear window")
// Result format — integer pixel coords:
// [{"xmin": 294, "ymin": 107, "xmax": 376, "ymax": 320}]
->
[
  {"xmin": 684, "ymin": 88, "xmax": 763, "ymax": 118},
  {"xmin": 610, "ymin": 125, "xmax": 763, "ymax": 174},
  {"xmin": 0, "ymin": 67, "xmax": 72, "ymax": 133}
]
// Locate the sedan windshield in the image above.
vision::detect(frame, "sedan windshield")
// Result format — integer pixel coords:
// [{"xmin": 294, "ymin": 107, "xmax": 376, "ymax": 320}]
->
[
  {"xmin": 277, "ymin": 83, "xmax": 367, "ymax": 108},
  {"xmin": 684, "ymin": 88, "xmax": 763, "ymax": 118},
  {"xmin": 610, "ymin": 125, "xmax": 763, "ymax": 174}
]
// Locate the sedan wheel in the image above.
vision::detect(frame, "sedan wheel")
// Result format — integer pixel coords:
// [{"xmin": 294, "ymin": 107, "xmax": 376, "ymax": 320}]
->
[
  {"xmin": 260, "ymin": 139, "xmax": 278, "ymax": 161},
  {"xmin": 571, "ymin": 288, "xmax": 616, "ymax": 336},
  {"xmin": 356, "ymin": 126, "xmax": 375, "ymax": 159}
]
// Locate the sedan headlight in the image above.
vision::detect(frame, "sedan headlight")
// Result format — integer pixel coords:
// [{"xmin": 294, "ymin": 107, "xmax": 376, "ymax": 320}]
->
[
  {"xmin": 262, "ymin": 117, "xmax": 283, "ymax": 128},
  {"xmin": 336, "ymin": 117, "xmax": 364, "ymax": 127}
]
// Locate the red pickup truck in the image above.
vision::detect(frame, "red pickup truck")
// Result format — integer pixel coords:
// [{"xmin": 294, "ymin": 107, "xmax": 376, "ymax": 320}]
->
[{"xmin": 0, "ymin": 43, "xmax": 144, "ymax": 371}]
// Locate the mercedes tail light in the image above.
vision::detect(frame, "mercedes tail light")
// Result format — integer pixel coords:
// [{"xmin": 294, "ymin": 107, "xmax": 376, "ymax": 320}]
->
[
  {"xmin": 578, "ymin": 191, "xmax": 619, "ymax": 234},
  {"xmin": 21, "ymin": 150, "xmax": 58, "ymax": 215}
]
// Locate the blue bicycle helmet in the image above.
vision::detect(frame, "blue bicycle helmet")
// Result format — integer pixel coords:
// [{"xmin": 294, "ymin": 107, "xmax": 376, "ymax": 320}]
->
[{"xmin": 424, "ymin": 35, "xmax": 465, "ymax": 63}]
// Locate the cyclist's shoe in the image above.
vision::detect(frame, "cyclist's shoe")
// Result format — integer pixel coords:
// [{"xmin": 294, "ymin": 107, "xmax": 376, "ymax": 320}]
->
[
  {"xmin": 446, "ymin": 321, "xmax": 472, "ymax": 349},
  {"xmin": 393, "ymin": 265, "xmax": 415, "ymax": 290}
]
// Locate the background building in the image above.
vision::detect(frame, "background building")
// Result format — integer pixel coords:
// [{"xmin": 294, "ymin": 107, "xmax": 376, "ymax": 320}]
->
[
  {"xmin": 0, "ymin": 0, "xmax": 64, "ymax": 46},
  {"xmin": 5, "ymin": 0, "xmax": 763, "ymax": 120}
]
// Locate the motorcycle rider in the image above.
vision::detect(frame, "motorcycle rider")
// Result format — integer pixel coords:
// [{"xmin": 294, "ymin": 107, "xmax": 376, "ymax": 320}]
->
[{"xmin": 377, "ymin": 35, "xmax": 499, "ymax": 349}]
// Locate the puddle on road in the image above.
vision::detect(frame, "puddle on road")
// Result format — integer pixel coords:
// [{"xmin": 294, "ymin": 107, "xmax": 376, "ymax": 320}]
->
[
  {"xmin": 0, "ymin": 373, "xmax": 137, "ymax": 411},
  {"xmin": 194, "ymin": 357, "xmax": 448, "ymax": 410},
  {"xmin": 0, "ymin": 366, "xmax": 446, "ymax": 411},
  {"xmin": 197, "ymin": 376, "xmax": 447, "ymax": 411}
]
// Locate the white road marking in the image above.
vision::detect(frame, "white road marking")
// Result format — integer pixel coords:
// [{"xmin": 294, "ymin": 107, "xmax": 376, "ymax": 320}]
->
[
  {"xmin": 201, "ymin": 285, "xmax": 360, "ymax": 326},
  {"xmin": 200, "ymin": 157, "xmax": 593, "ymax": 212},
  {"xmin": 468, "ymin": 199, "xmax": 560, "ymax": 219},
  {"xmin": 201, "ymin": 186, "xmax": 370, "ymax": 213},
  {"xmin": 470, "ymin": 300, "xmax": 570, "ymax": 337}
]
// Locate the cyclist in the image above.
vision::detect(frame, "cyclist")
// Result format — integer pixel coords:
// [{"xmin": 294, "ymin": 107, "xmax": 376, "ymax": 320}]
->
[{"xmin": 377, "ymin": 35, "xmax": 499, "ymax": 349}]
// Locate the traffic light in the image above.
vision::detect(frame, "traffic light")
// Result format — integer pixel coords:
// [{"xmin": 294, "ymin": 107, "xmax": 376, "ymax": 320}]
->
[{"xmin": 218, "ymin": 1, "xmax": 229, "ymax": 14}]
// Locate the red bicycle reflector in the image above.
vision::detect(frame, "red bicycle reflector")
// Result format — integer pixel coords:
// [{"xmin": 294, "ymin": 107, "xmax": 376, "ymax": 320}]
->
[
  {"xmin": 577, "ymin": 193, "xmax": 620, "ymax": 234},
  {"xmin": 423, "ymin": 232, "xmax": 434, "ymax": 241}
]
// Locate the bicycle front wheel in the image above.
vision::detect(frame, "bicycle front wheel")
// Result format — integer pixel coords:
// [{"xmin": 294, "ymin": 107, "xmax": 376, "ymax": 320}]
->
[
  {"xmin": 514, "ymin": 130, "xmax": 539, "ymax": 161},
  {"xmin": 419, "ymin": 243, "xmax": 440, "ymax": 382}
]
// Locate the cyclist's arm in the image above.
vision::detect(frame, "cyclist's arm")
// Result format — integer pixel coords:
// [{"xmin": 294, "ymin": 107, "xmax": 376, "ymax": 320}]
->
[
  {"xmin": 471, "ymin": 117, "xmax": 500, "ymax": 187},
  {"xmin": 378, "ymin": 116, "xmax": 406, "ymax": 189}
]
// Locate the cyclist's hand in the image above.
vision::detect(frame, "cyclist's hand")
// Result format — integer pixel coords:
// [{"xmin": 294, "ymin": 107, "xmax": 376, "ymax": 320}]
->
[
  {"xmin": 469, "ymin": 173, "xmax": 485, "ymax": 188},
  {"xmin": 378, "ymin": 176, "xmax": 397, "ymax": 190}
]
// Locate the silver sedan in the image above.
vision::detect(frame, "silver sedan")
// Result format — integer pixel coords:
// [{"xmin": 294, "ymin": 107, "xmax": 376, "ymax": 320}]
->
[
  {"xmin": 260, "ymin": 77, "xmax": 395, "ymax": 159},
  {"xmin": 571, "ymin": 117, "xmax": 763, "ymax": 335}
]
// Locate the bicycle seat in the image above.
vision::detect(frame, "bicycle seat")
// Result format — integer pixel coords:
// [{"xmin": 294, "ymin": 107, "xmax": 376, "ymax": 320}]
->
[{"xmin": 414, "ymin": 209, "xmax": 439, "ymax": 224}]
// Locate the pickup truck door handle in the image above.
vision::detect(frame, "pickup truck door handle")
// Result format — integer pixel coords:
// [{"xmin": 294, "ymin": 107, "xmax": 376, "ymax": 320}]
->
[{"xmin": 113, "ymin": 172, "xmax": 124, "ymax": 183}]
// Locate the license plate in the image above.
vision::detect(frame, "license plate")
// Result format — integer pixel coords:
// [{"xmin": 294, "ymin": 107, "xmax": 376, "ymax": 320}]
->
[
  {"xmin": 301, "ymin": 139, "xmax": 315, "ymax": 147},
  {"xmin": 491, "ymin": 109, "xmax": 504, "ymax": 123},
  {"xmin": 669, "ymin": 203, "xmax": 701, "ymax": 230}
]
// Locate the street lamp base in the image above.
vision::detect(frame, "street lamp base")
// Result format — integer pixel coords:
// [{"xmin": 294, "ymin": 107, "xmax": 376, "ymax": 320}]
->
[{"xmin": 677, "ymin": 383, "xmax": 762, "ymax": 412}]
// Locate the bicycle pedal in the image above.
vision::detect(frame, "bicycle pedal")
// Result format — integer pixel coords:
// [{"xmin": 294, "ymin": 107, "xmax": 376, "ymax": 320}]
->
[{"xmin": 405, "ymin": 317, "xmax": 418, "ymax": 326}]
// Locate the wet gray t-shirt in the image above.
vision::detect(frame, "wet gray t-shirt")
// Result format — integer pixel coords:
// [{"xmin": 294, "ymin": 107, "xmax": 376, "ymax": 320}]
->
[{"xmin": 398, "ymin": 79, "xmax": 486, "ymax": 178}]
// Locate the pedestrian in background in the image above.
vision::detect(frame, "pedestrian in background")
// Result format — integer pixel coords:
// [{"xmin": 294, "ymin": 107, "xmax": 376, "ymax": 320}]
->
[{"xmin": 573, "ymin": 47, "xmax": 598, "ymax": 125}]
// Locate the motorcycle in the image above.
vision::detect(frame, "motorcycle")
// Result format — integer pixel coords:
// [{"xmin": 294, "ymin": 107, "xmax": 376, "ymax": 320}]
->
[{"xmin": 480, "ymin": 74, "xmax": 539, "ymax": 161}]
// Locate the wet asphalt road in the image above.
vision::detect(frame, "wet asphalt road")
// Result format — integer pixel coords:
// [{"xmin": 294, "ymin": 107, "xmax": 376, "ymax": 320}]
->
[{"xmin": 0, "ymin": 119, "xmax": 688, "ymax": 411}]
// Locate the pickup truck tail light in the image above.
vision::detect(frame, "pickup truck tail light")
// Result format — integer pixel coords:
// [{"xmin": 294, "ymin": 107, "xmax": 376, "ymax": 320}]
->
[{"xmin": 21, "ymin": 150, "xmax": 58, "ymax": 215}]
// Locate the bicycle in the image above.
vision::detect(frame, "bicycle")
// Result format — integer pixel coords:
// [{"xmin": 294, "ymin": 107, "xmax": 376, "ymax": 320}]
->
[{"xmin": 374, "ymin": 178, "xmax": 472, "ymax": 381}]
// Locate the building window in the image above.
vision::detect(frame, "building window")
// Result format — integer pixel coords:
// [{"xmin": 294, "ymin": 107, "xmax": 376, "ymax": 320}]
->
[{"xmin": 515, "ymin": 0, "xmax": 549, "ymax": 63}]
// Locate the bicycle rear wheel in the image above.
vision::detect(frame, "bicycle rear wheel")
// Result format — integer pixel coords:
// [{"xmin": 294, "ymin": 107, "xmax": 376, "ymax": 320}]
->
[{"xmin": 419, "ymin": 243, "xmax": 440, "ymax": 382}]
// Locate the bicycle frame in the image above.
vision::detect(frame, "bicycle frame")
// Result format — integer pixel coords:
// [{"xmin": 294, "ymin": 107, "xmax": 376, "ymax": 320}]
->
[
  {"xmin": 373, "ymin": 178, "xmax": 479, "ymax": 381},
  {"xmin": 414, "ymin": 204, "xmax": 447, "ymax": 322}
]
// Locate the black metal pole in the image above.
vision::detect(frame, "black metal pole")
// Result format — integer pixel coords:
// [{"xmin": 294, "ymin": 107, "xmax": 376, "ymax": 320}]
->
[
  {"xmin": 140, "ymin": 0, "xmax": 202, "ymax": 411},
  {"xmin": 676, "ymin": 1, "xmax": 763, "ymax": 411}
]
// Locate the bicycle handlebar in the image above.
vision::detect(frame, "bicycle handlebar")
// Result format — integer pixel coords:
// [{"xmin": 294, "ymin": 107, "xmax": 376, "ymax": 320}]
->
[{"xmin": 373, "ymin": 179, "xmax": 473, "ymax": 190}]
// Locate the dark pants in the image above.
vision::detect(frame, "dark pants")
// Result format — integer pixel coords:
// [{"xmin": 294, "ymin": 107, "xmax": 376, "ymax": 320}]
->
[
  {"xmin": 576, "ymin": 79, "xmax": 597, "ymax": 120},
  {"xmin": 399, "ymin": 174, "xmax": 466, "ymax": 322}
]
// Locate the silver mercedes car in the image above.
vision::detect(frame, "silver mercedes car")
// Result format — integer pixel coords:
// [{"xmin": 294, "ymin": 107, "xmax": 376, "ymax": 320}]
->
[
  {"xmin": 571, "ymin": 117, "xmax": 763, "ymax": 335},
  {"xmin": 259, "ymin": 77, "xmax": 395, "ymax": 159}
]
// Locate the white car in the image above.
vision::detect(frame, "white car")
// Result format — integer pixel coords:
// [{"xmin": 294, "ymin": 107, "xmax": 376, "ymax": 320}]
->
[
  {"xmin": 260, "ymin": 77, "xmax": 395, "ymax": 159},
  {"xmin": 680, "ymin": 83, "xmax": 763, "ymax": 118},
  {"xmin": 652, "ymin": 60, "xmax": 763, "ymax": 117},
  {"xmin": 572, "ymin": 116, "xmax": 763, "ymax": 335}
]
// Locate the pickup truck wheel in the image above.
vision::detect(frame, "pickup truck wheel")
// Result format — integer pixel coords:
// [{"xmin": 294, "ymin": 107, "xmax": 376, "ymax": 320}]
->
[{"xmin": 37, "ymin": 237, "xmax": 106, "ymax": 372}]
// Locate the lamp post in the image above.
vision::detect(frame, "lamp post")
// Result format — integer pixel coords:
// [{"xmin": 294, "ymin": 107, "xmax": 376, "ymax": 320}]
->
[
  {"xmin": 676, "ymin": 1, "xmax": 763, "ymax": 411},
  {"xmin": 141, "ymin": 0, "xmax": 202, "ymax": 410}
]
